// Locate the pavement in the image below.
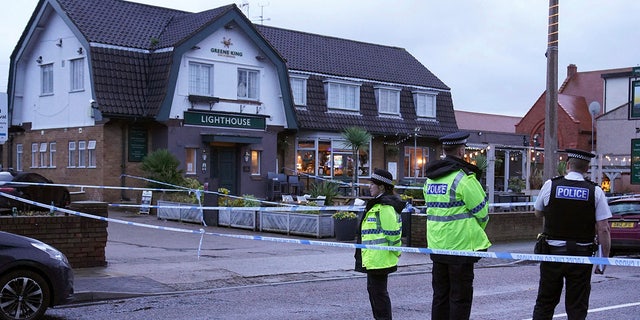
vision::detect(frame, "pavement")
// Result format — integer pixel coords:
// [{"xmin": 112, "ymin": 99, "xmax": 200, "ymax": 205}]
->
[{"xmin": 70, "ymin": 210, "xmax": 535, "ymax": 304}]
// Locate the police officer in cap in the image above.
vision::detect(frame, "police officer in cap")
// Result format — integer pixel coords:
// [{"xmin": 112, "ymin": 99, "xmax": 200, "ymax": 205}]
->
[
  {"xmin": 532, "ymin": 148, "xmax": 611, "ymax": 320},
  {"xmin": 423, "ymin": 131, "xmax": 491, "ymax": 320}
]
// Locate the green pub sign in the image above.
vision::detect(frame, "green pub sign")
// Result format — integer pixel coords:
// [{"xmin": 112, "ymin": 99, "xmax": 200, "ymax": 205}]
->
[
  {"xmin": 128, "ymin": 126, "xmax": 148, "ymax": 162},
  {"xmin": 631, "ymin": 138, "xmax": 640, "ymax": 184},
  {"xmin": 183, "ymin": 111, "xmax": 266, "ymax": 130}
]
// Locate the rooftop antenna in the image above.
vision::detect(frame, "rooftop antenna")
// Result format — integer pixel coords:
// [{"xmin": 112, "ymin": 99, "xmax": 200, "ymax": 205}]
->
[
  {"xmin": 239, "ymin": 1, "xmax": 249, "ymax": 18},
  {"xmin": 254, "ymin": 2, "xmax": 270, "ymax": 25}
]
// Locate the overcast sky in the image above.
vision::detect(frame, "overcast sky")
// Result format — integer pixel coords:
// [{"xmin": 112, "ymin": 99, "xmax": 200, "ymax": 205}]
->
[{"xmin": 1, "ymin": 0, "xmax": 638, "ymax": 117}]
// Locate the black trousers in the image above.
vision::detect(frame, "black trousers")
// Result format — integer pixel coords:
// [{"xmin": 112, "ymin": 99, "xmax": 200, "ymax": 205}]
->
[
  {"xmin": 367, "ymin": 273, "xmax": 392, "ymax": 320},
  {"xmin": 431, "ymin": 261, "xmax": 475, "ymax": 320},
  {"xmin": 532, "ymin": 261, "xmax": 593, "ymax": 320}
]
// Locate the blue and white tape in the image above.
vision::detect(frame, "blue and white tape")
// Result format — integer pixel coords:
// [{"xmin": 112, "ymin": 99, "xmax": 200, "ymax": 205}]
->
[{"xmin": 0, "ymin": 191, "xmax": 637, "ymax": 268}]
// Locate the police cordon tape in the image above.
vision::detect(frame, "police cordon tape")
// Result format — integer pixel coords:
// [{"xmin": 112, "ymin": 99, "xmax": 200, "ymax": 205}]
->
[{"xmin": 0, "ymin": 191, "xmax": 638, "ymax": 268}]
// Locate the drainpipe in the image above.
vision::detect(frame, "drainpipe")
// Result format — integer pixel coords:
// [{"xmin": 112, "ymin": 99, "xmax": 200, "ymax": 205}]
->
[{"xmin": 121, "ymin": 124, "xmax": 127, "ymax": 201}]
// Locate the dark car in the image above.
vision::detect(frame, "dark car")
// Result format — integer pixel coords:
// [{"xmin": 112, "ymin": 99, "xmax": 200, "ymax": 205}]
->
[
  {"xmin": 607, "ymin": 197, "xmax": 640, "ymax": 256},
  {"xmin": 0, "ymin": 231, "xmax": 74, "ymax": 319},
  {"xmin": 0, "ymin": 172, "xmax": 70, "ymax": 213}
]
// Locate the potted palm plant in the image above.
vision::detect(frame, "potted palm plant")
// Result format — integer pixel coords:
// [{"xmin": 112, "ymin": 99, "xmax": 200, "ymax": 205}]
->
[{"xmin": 341, "ymin": 127, "xmax": 372, "ymax": 196}]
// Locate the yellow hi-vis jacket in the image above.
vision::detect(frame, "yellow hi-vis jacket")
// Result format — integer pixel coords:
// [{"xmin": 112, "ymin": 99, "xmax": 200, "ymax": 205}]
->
[
  {"xmin": 361, "ymin": 203, "xmax": 402, "ymax": 270},
  {"xmin": 423, "ymin": 169, "xmax": 491, "ymax": 251}
]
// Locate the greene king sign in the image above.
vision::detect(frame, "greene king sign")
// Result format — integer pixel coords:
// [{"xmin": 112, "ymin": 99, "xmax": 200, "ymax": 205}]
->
[{"xmin": 183, "ymin": 111, "xmax": 266, "ymax": 130}]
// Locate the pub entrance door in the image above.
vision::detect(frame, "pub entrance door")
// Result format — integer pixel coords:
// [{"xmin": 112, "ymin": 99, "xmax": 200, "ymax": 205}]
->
[{"xmin": 211, "ymin": 146, "xmax": 238, "ymax": 194}]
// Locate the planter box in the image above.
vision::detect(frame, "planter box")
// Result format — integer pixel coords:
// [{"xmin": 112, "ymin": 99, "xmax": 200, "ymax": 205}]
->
[
  {"xmin": 260, "ymin": 211, "xmax": 334, "ymax": 238},
  {"xmin": 217, "ymin": 209, "xmax": 257, "ymax": 230},
  {"xmin": 157, "ymin": 200, "xmax": 202, "ymax": 224}
]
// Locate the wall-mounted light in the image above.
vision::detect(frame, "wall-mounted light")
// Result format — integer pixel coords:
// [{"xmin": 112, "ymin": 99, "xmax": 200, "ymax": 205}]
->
[
  {"xmin": 77, "ymin": 47, "xmax": 83, "ymax": 55},
  {"xmin": 36, "ymin": 56, "xmax": 42, "ymax": 64},
  {"xmin": 255, "ymin": 55, "xmax": 266, "ymax": 61},
  {"xmin": 56, "ymin": 38, "xmax": 62, "ymax": 47},
  {"xmin": 201, "ymin": 149, "xmax": 207, "ymax": 161},
  {"xmin": 224, "ymin": 23, "xmax": 234, "ymax": 30},
  {"xmin": 244, "ymin": 151, "xmax": 250, "ymax": 163},
  {"xmin": 191, "ymin": 45, "xmax": 200, "ymax": 50}
]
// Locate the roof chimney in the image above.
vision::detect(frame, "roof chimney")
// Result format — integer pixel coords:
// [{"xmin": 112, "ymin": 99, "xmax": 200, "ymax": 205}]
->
[{"xmin": 567, "ymin": 64, "xmax": 577, "ymax": 78}]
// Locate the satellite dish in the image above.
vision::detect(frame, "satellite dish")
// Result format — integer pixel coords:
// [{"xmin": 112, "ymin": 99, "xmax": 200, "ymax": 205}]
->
[{"xmin": 588, "ymin": 101, "xmax": 601, "ymax": 117}]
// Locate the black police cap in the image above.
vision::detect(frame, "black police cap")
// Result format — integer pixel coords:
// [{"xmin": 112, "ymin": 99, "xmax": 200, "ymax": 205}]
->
[
  {"xmin": 439, "ymin": 131, "xmax": 470, "ymax": 145},
  {"xmin": 565, "ymin": 148, "xmax": 595, "ymax": 161}
]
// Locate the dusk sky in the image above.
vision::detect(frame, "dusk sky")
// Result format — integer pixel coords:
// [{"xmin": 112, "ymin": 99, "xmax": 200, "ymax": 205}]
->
[{"xmin": 1, "ymin": 0, "xmax": 638, "ymax": 117}]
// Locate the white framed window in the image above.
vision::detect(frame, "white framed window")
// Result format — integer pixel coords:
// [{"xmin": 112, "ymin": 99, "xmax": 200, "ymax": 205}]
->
[
  {"xmin": 31, "ymin": 143, "xmax": 38, "ymax": 168},
  {"xmin": 16, "ymin": 144, "xmax": 23, "ymax": 171},
  {"xmin": 290, "ymin": 75, "xmax": 308, "ymax": 106},
  {"xmin": 70, "ymin": 58, "xmax": 84, "ymax": 91},
  {"xmin": 39, "ymin": 143, "xmax": 47, "ymax": 168},
  {"xmin": 189, "ymin": 62, "xmax": 213, "ymax": 96},
  {"xmin": 374, "ymin": 86, "xmax": 401, "ymax": 115},
  {"xmin": 237, "ymin": 69, "xmax": 259, "ymax": 100},
  {"xmin": 41, "ymin": 63, "xmax": 54, "ymax": 95},
  {"xmin": 78, "ymin": 141, "xmax": 86, "ymax": 168},
  {"xmin": 185, "ymin": 148, "xmax": 197, "ymax": 175},
  {"xmin": 68, "ymin": 141, "xmax": 76, "ymax": 168},
  {"xmin": 413, "ymin": 91, "xmax": 438, "ymax": 118},
  {"xmin": 49, "ymin": 142, "xmax": 56, "ymax": 168},
  {"xmin": 250, "ymin": 150, "xmax": 261, "ymax": 176},
  {"xmin": 88, "ymin": 140, "xmax": 96, "ymax": 168},
  {"xmin": 324, "ymin": 80, "xmax": 360, "ymax": 111}
]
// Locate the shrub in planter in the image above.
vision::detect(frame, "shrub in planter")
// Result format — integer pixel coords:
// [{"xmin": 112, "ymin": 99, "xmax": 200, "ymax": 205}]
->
[{"xmin": 333, "ymin": 211, "xmax": 358, "ymax": 241}]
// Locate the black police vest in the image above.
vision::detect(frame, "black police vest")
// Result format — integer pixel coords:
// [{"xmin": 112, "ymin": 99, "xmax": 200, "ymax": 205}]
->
[{"xmin": 543, "ymin": 177, "xmax": 596, "ymax": 242}]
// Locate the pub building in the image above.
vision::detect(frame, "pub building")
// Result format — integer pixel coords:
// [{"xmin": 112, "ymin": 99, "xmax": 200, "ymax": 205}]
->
[{"xmin": 6, "ymin": 1, "xmax": 457, "ymax": 203}]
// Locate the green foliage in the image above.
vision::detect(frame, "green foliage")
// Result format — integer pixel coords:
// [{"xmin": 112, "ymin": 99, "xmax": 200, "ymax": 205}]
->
[
  {"xmin": 401, "ymin": 184, "xmax": 425, "ymax": 200},
  {"xmin": 332, "ymin": 211, "xmax": 357, "ymax": 220},
  {"xmin": 530, "ymin": 168, "xmax": 544, "ymax": 190},
  {"xmin": 557, "ymin": 161, "xmax": 567, "ymax": 176},
  {"xmin": 308, "ymin": 181, "xmax": 339, "ymax": 205},
  {"xmin": 341, "ymin": 127, "xmax": 372, "ymax": 194},
  {"xmin": 508, "ymin": 177, "xmax": 526, "ymax": 193},
  {"xmin": 163, "ymin": 177, "xmax": 203, "ymax": 203},
  {"xmin": 141, "ymin": 149, "xmax": 185, "ymax": 188}
]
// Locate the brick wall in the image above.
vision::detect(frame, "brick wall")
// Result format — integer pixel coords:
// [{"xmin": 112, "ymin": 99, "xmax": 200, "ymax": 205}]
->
[
  {"xmin": 409, "ymin": 212, "xmax": 542, "ymax": 247},
  {"xmin": 0, "ymin": 202, "xmax": 108, "ymax": 268}
]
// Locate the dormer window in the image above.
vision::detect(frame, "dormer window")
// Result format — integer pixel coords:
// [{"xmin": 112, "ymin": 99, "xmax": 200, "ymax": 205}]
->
[
  {"xmin": 290, "ymin": 74, "xmax": 308, "ymax": 106},
  {"xmin": 324, "ymin": 79, "xmax": 360, "ymax": 111},
  {"xmin": 413, "ymin": 90, "xmax": 438, "ymax": 118},
  {"xmin": 374, "ymin": 86, "xmax": 400, "ymax": 115}
]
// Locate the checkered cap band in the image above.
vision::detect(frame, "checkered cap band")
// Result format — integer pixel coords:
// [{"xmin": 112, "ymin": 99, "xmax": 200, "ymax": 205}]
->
[
  {"xmin": 371, "ymin": 173, "xmax": 393, "ymax": 185},
  {"xmin": 441, "ymin": 138, "xmax": 467, "ymax": 145},
  {"xmin": 567, "ymin": 152, "xmax": 592, "ymax": 161}
]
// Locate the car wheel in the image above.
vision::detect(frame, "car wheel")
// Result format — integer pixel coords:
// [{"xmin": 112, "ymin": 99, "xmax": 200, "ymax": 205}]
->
[{"xmin": 0, "ymin": 270, "xmax": 51, "ymax": 320}]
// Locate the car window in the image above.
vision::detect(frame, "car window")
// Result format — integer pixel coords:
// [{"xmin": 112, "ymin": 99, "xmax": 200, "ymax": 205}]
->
[{"xmin": 609, "ymin": 202, "xmax": 640, "ymax": 214}]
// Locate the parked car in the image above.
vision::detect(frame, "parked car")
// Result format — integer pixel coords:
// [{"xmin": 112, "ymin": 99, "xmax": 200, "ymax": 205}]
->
[
  {"xmin": 0, "ymin": 172, "xmax": 70, "ymax": 213},
  {"xmin": 607, "ymin": 197, "xmax": 640, "ymax": 256},
  {"xmin": 0, "ymin": 231, "xmax": 74, "ymax": 319}
]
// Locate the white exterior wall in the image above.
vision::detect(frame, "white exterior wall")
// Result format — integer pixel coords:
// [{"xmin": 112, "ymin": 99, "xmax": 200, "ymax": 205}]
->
[
  {"xmin": 171, "ymin": 28, "xmax": 286, "ymax": 126},
  {"xmin": 604, "ymin": 77, "xmax": 630, "ymax": 113},
  {"xmin": 13, "ymin": 11, "xmax": 92, "ymax": 130},
  {"xmin": 596, "ymin": 105, "xmax": 640, "ymax": 156}
]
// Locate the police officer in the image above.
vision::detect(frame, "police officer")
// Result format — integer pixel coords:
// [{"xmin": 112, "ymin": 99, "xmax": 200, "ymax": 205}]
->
[
  {"xmin": 532, "ymin": 148, "xmax": 611, "ymax": 320},
  {"xmin": 354, "ymin": 168, "xmax": 404, "ymax": 320},
  {"xmin": 423, "ymin": 131, "xmax": 491, "ymax": 320}
]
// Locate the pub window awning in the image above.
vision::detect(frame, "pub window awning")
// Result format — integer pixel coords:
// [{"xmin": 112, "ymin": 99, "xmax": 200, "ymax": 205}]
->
[{"xmin": 201, "ymin": 134, "xmax": 262, "ymax": 144}]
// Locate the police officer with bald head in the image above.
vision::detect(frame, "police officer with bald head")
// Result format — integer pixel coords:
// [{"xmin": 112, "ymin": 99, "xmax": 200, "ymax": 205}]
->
[{"xmin": 532, "ymin": 148, "xmax": 612, "ymax": 320}]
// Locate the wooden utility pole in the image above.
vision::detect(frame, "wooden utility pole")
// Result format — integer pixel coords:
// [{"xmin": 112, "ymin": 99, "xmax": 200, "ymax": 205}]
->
[{"xmin": 544, "ymin": 0, "xmax": 559, "ymax": 181}]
